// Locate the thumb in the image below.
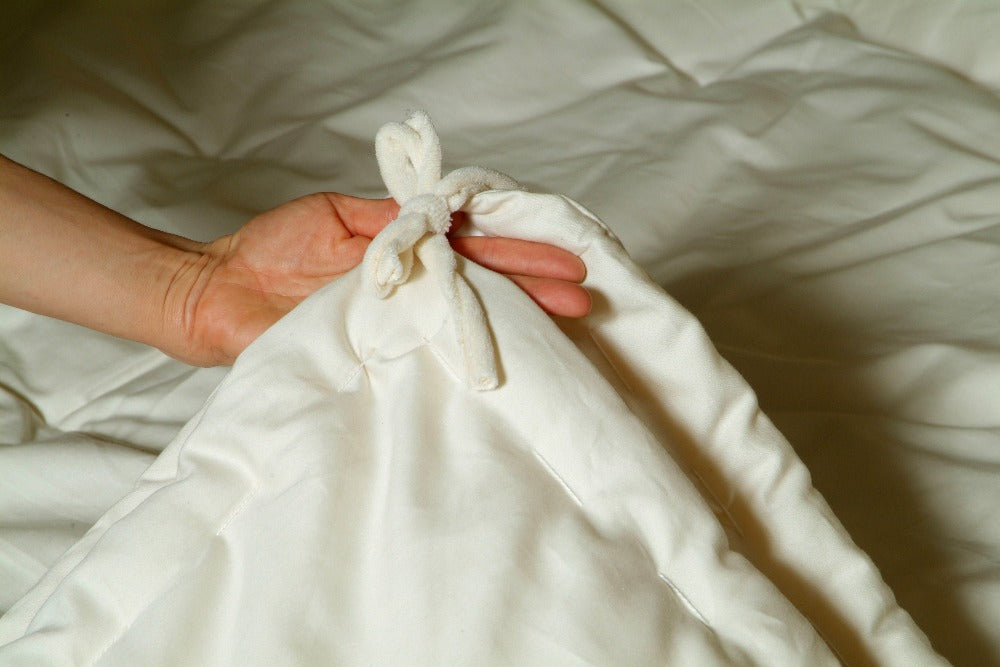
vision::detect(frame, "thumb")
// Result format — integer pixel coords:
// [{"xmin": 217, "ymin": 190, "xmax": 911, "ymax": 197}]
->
[{"xmin": 331, "ymin": 194, "xmax": 400, "ymax": 239}]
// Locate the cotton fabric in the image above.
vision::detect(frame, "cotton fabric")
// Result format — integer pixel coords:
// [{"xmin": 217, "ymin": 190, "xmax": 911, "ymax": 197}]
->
[
  {"xmin": 0, "ymin": 115, "xmax": 943, "ymax": 665},
  {"xmin": 2, "ymin": 2, "xmax": 999, "ymax": 664}
]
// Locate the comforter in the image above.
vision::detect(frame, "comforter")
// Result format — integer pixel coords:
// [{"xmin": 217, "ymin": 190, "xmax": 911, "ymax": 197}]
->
[{"xmin": 2, "ymin": 1, "xmax": 999, "ymax": 664}]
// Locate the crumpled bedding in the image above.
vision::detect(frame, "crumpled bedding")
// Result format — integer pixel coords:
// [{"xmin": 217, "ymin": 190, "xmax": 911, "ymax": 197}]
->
[
  {"xmin": 1, "ymin": 1, "xmax": 999, "ymax": 665},
  {"xmin": 0, "ymin": 113, "xmax": 940, "ymax": 664}
]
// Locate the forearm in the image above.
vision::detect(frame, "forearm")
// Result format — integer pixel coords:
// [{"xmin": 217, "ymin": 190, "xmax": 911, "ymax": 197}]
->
[{"xmin": 0, "ymin": 154, "xmax": 202, "ymax": 354}]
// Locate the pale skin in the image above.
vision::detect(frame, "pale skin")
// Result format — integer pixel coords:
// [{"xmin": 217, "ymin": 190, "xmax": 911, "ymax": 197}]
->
[{"xmin": 0, "ymin": 155, "xmax": 591, "ymax": 367}]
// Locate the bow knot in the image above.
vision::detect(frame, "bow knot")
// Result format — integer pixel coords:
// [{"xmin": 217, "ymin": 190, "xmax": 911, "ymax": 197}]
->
[{"xmin": 361, "ymin": 111, "xmax": 520, "ymax": 390}]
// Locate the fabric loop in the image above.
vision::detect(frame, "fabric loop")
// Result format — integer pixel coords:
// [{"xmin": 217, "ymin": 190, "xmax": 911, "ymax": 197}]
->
[
  {"xmin": 435, "ymin": 167, "xmax": 520, "ymax": 211},
  {"xmin": 375, "ymin": 113, "xmax": 442, "ymax": 204},
  {"xmin": 361, "ymin": 111, "xmax": 520, "ymax": 390}
]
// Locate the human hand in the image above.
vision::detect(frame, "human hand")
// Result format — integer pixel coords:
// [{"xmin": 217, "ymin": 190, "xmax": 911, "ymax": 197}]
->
[{"xmin": 165, "ymin": 193, "xmax": 590, "ymax": 366}]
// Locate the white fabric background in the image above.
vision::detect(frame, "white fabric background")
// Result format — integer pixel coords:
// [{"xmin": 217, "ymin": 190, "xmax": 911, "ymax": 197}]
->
[{"xmin": 1, "ymin": 1, "xmax": 998, "ymax": 664}]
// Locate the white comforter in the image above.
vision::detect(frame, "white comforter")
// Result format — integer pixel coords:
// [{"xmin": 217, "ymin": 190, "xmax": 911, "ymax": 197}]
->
[{"xmin": 2, "ymin": 1, "xmax": 998, "ymax": 664}]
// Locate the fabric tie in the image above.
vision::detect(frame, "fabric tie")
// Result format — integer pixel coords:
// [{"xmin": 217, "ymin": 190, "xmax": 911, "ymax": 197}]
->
[{"xmin": 362, "ymin": 112, "xmax": 520, "ymax": 390}]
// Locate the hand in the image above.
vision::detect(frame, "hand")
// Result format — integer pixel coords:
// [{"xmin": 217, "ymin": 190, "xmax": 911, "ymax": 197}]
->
[{"xmin": 166, "ymin": 193, "xmax": 590, "ymax": 366}]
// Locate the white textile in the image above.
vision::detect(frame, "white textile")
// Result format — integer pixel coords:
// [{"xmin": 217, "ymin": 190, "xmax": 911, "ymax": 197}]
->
[{"xmin": 0, "ymin": 116, "xmax": 942, "ymax": 666}]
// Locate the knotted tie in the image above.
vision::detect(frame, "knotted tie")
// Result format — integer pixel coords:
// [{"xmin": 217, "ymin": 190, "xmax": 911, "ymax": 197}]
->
[{"xmin": 362, "ymin": 112, "xmax": 520, "ymax": 390}]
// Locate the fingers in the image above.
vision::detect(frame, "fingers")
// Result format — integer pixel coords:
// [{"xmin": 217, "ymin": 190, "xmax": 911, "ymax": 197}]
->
[
  {"xmin": 451, "ymin": 236, "xmax": 591, "ymax": 318},
  {"xmin": 505, "ymin": 274, "xmax": 592, "ymax": 318},
  {"xmin": 332, "ymin": 194, "xmax": 466, "ymax": 239},
  {"xmin": 322, "ymin": 193, "xmax": 592, "ymax": 318},
  {"xmin": 449, "ymin": 236, "xmax": 586, "ymax": 283},
  {"xmin": 324, "ymin": 194, "xmax": 400, "ymax": 238}
]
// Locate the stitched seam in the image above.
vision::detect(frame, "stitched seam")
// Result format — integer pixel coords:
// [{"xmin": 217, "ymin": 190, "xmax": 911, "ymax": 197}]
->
[
  {"xmin": 336, "ymin": 362, "xmax": 367, "ymax": 392},
  {"xmin": 658, "ymin": 571, "xmax": 711, "ymax": 627},
  {"xmin": 90, "ymin": 486, "xmax": 259, "ymax": 665},
  {"xmin": 587, "ymin": 330, "xmax": 636, "ymax": 394},
  {"xmin": 531, "ymin": 450, "xmax": 583, "ymax": 508}
]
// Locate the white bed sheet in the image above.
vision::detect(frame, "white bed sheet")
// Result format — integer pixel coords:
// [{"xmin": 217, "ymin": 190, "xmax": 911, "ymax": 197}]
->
[{"xmin": 1, "ymin": 1, "xmax": 998, "ymax": 664}]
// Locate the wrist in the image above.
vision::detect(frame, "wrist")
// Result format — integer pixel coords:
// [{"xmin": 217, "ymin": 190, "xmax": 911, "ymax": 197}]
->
[
  {"xmin": 0, "ymin": 155, "xmax": 217, "ymax": 363},
  {"xmin": 154, "ymin": 238, "xmax": 228, "ymax": 366},
  {"xmin": 46, "ymin": 224, "xmax": 210, "ymax": 365}
]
